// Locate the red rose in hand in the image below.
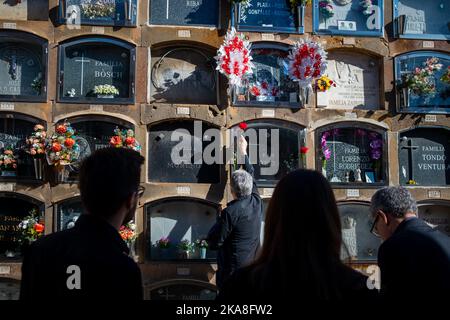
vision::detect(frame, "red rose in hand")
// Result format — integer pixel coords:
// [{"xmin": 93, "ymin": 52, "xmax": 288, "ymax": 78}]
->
[
  {"xmin": 52, "ymin": 143, "xmax": 62, "ymax": 152},
  {"xmin": 125, "ymin": 137, "xmax": 136, "ymax": 146},
  {"xmin": 300, "ymin": 147, "xmax": 309, "ymax": 154},
  {"xmin": 64, "ymin": 138, "xmax": 75, "ymax": 148},
  {"xmin": 56, "ymin": 125, "xmax": 67, "ymax": 134},
  {"xmin": 238, "ymin": 122, "xmax": 248, "ymax": 131},
  {"xmin": 110, "ymin": 136, "xmax": 122, "ymax": 147},
  {"xmin": 34, "ymin": 223, "xmax": 45, "ymax": 233}
]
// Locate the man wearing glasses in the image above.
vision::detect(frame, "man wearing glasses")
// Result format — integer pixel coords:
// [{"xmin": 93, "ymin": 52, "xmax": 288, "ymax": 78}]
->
[
  {"xmin": 370, "ymin": 187, "xmax": 450, "ymax": 299},
  {"xmin": 20, "ymin": 148, "xmax": 146, "ymax": 300}
]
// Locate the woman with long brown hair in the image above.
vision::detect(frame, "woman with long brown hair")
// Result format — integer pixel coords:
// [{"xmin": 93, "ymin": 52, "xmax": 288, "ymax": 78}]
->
[{"xmin": 218, "ymin": 169, "xmax": 376, "ymax": 301}]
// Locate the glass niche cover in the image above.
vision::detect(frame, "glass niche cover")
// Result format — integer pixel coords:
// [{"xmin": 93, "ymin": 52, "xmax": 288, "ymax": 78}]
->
[
  {"xmin": 59, "ymin": 38, "xmax": 135, "ymax": 104},
  {"xmin": 60, "ymin": 0, "xmax": 137, "ymax": 26},
  {"xmin": 318, "ymin": 126, "xmax": 385, "ymax": 185},
  {"xmin": 396, "ymin": 52, "xmax": 450, "ymax": 113},
  {"xmin": 57, "ymin": 198, "xmax": 83, "ymax": 231},
  {"xmin": 394, "ymin": 0, "xmax": 450, "ymax": 40},
  {"xmin": 314, "ymin": 0, "xmax": 383, "ymax": 36},
  {"xmin": 233, "ymin": 47, "xmax": 299, "ymax": 107}
]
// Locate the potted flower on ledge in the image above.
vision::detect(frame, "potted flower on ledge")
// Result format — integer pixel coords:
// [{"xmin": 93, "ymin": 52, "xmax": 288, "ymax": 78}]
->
[
  {"xmin": 25, "ymin": 124, "xmax": 47, "ymax": 180},
  {"xmin": 177, "ymin": 239, "xmax": 194, "ymax": 260},
  {"xmin": 195, "ymin": 239, "xmax": 208, "ymax": 259},
  {"xmin": 156, "ymin": 237, "xmax": 171, "ymax": 259},
  {"xmin": 94, "ymin": 84, "xmax": 119, "ymax": 99},
  {"xmin": 8, "ymin": 208, "xmax": 45, "ymax": 258},
  {"xmin": 0, "ymin": 147, "xmax": 18, "ymax": 177}
]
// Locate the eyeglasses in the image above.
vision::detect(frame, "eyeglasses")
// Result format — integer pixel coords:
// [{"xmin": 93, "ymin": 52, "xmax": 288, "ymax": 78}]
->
[
  {"xmin": 370, "ymin": 214, "xmax": 381, "ymax": 238},
  {"xmin": 137, "ymin": 185, "xmax": 145, "ymax": 198}
]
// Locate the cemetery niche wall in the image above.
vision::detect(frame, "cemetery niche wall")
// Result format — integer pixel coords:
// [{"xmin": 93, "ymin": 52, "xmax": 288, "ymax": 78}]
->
[
  {"xmin": 233, "ymin": 0, "xmax": 304, "ymax": 34},
  {"xmin": 0, "ymin": 194, "xmax": 43, "ymax": 260},
  {"xmin": 58, "ymin": 37, "xmax": 135, "ymax": 104},
  {"xmin": 313, "ymin": 0, "xmax": 384, "ymax": 36},
  {"xmin": 233, "ymin": 43, "xmax": 300, "ymax": 107},
  {"xmin": 399, "ymin": 127, "xmax": 450, "ymax": 186},
  {"xmin": 0, "ymin": 279, "xmax": 20, "ymax": 301},
  {"xmin": 317, "ymin": 123, "xmax": 387, "ymax": 186},
  {"xmin": 316, "ymin": 50, "xmax": 381, "ymax": 110},
  {"xmin": 0, "ymin": 113, "xmax": 44, "ymax": 181},
  {"xmin": 59, "ymin": 0, "xmax": 138, "ymax": 27},
  {"xmin": 418, "ymin": 202, "xmax": 450, "ymax": 237},
  {"xmin": 230, "ymin": 120, "xmax": 305, "ymax": 187},
  {"xmin": 395, "ymin": 51, "xmax": 450, "ymax": 114},
  {"xmin": 148, "ymin": 120, "xmax": 220, "ymax": 184},
  {"xmin": 0, "ymin": 31, "xmax": 47, "ymax": 102},
  {"xmin": 0, "ymin": 0, "xmax": 49, "ymax": 21},
  {"xmin": 394, "ymin": 0, "xmax": 450, "ymax": 40},
  {"xmin": 338, "ymin": 202, "xmax": 382, "ymax": 262},
  {"xmin": 150, "ymin": 46, "xmax": 217, "ymax": 105},
  {"xmin": 55, "ymin": 197, "xmax": 83, "ymax": 231},
  {"xmin": 57, "ymin": 116, "xmax": 134, "ymax": 182},
  {"xmin": 146, "ymin": 198, "xmax": 218, "ymax": 261},
  {"xmin": 150, "ymin": 0, "xmax": 219, "ymax": 27}
]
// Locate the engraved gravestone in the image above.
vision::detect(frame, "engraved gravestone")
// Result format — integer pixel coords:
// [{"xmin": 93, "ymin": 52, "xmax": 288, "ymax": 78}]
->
[
  {"xmin": 399, "ymin": 128, "xmax": 450, "ymax": 186},
  {"xmin": 150, "ymin": 0, "xmax": 219, "ymax": 27},
  {"xmin": 319, "ymin": 51, "xmax": 380, "ymax": 110},
  {"xmin": 148, "ymin": 121, "xmax": 220, "ymax": 183},
  {"xmin": 147, "ymin": 199, "xmax": 218, "ymax": 260},
  {"xmin": 0, "ymin": 43, "xmax": 44, "ymax": 97},
  {"xmin": 62, "ymin": 43, "xmax": 130, "ymax": 100},
  {"xmin": 151, "ymin": 48, "xmax": 216, "ymax": 104}
]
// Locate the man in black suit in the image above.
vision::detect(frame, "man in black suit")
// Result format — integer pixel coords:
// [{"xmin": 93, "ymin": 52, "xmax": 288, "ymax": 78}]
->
[
  {"xmin": 207, "ymin": 136, "xmax": 263, "ymax": 291},
  {"xmin": 20, "ymin": 148, "xmax": 145, "ymax": 299},
  {"xmin": 371, "ymin": 186, "xmax": 450, "ymax": 299}
]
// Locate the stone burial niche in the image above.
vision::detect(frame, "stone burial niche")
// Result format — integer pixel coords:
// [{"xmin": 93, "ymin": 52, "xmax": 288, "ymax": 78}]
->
[
  {"xmin": 230, "ymin": 119, "xmax": 306, "ymax": 187},
  {"xmin": 399, "ymin": 127, "xmax": 450, "ymax": 186},
  {"xmin": 146, "ymin": 198, "xmax": 219, "ymax": 261},
  {"xmin": 150, "ymin": 0, "xmax": 219, "ymax": 27},
  {"xmin": 418, "ymin": 201, "xmax": 450, "ymax": 237},
  {"xmin": 0, "ymin": 278, "xmax": 20, "ymax": 301},
  {"xmin": 0, "ymin": 0, "xmax": 49, "ymax": 21},
  {"xmin": 0, "ymin": 113, "xmax": 45, "ymax": 181},
  {"xmin": 55, "ymin": 197, "xmax": 83, "ymax": 231},
  {"xmin": 148, "ymin": 280, "xmax": 217, "ymax": 300},
  {"xmin": 150, "ymin": 46, "xmax": 218, "ymax": 105},
  {"xmin": 313, "ymin": 0, "xmax": 384, "ymax": 37},
  {"xmin": 0, "ymin": 30, "xmax": 47, "ymax": 102},
  {"xmin": 0, "ymin": 193, "xmax": 43, "ymax": 260},
  {"xmin": 337, "ymin": 202, "xmax": 382, "ymax": 262},
  {"xmin": 148, "ymin": 120, "xmax": 221, "ymax": 184},
  {"xmin": 58, "ymin": 36, "xmax": 135, "ymax": 104},
  {"xmin": 316, "ymin": 122, "xmax": 387, "ymax": 186},
  {"xmin": 56, "ymin": 116, "xmax": 134, "ymax": 182},
  {"xmin": 317, "ymin": 50, "xmax": 382, "ymax": 110},
  {"xmin": 59, "ymin": 0, "xmax": 138, "ymax": 27},
  {"xmin": 395, "ymin": 51, "xmax": 450, "ymax": 113},
  {"xmin": 232, "ymin": 42, "xmax": 300, "ymax": 107},
  {"xmin": 394, "ymin": 0, "xmax": 450, "ymax": 40},
  {"xmin": 233, "ymin": 0, "xmax": 304, "ymax": 34}
]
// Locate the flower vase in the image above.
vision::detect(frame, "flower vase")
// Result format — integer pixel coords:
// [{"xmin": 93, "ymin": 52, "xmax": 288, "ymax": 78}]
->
[
  {"xmin": 402, "ymin": 87, "xmax": 410, "ymax": 107},
  {"xmin": 55, "ymin": 166, "xmax": 68, "ymax": 183},
  {"xmin": 299, "ymin": 86, "xmax": 311, "ymax": 106},
  {"xmin": 33, "ymin": 158, "xmax": 44, "ymax": 180},
  {"xmin": 321, "ymin": 160, "xmax": 327, "ymax": 177},
  {"xmin": 200, "ymin": 247, "xmax": 207, "ymax": 259},
  {"xmin": 178, "ymin": 250, "xmax": 190, "ymax": 259},
  {"xmin": 233, "ymin": 3, "xmax": 239, "ymax": 25},
  {"xmin": 159, "ymin": 248, "xmax": 170, "ymax": 259},
  {"xmin": 1, "ymin": 170, "xmax": 16, "ymax": 177},
  {"xmin": 297, "ymin": 5, "xmax": 305, "ymax": 29},
  {"xmin": 127, "ymin": 241, "xmax": 136, "ymax": 259}
]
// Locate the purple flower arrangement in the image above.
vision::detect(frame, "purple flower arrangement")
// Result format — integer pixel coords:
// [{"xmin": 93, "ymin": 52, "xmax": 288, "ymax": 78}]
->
[{"xmin": 368, "ymin": 131, "xmax": 382, "ymax": 160}]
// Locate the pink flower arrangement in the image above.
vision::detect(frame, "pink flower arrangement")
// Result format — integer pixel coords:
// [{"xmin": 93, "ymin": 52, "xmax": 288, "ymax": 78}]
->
[
  {"xmin": 403, "ymin": 57, "xmax": 443, "ymax": 96},
  {"xmin": 0, "ymin": 148, "xmax": 18, "ymax": 172},
  {"xmin": 156, "ymin": 237, "xmax": 171, "ymax": 249},
  {"xmin": 26, "ymin": 124, "xmax": 47, "ymax": 157}
]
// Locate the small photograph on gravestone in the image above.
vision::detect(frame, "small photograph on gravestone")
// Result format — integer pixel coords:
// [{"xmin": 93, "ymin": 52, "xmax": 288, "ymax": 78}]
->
[
  {"xmin": 150, "ymin": 0, "xmax": 219, "ymax": 27},
  {"xmin": 319, "ymin": 126, "xmax": 385, "ymax": 185}
]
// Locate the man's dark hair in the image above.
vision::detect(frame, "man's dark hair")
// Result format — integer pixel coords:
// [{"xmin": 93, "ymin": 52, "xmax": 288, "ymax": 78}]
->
[{"xmin": 79, "ymin": 147, "xmax": 145, "ymax": 217}]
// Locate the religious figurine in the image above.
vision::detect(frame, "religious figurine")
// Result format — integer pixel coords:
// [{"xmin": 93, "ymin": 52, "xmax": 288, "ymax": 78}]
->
[
  {"xmin": 67, "ymin": 88, "xmax": 76, "ymax": 97},
  {"xmin": 355, "ymin": 168, "xmax": 362, "ymax": 182},
  {"xmin": 340, "ymin": 216, "xmax": 357, "ymax": 261},
  {"xmin": 345, "ymin": 171, "xmax": 350, "ymax": 182}
]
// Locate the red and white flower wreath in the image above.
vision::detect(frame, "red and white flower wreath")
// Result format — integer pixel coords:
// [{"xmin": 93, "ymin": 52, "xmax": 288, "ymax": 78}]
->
[{"xmin": 216, "ymin": 28, "xmax": 254, "ymax": 87}]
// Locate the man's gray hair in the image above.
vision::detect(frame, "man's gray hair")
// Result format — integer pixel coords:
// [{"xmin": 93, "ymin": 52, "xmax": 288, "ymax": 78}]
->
[
  {"xmin": 231, "ymin": 169, "xmax": 253, "ymax": 198},
  {"xmin": 370, "ymin": 186, "xmax": 418, "ymax": 218}
]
